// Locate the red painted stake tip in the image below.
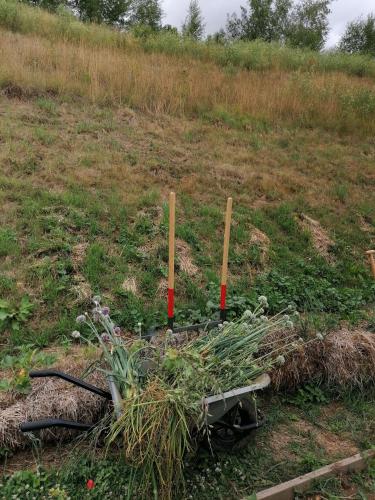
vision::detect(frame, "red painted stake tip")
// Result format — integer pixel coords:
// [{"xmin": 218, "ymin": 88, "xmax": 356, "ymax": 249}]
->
[
  {"xmin": 167, "ymin": 288, "xmax": 175, "ymax": 319},
  {"xmin": 220, "ymin": 284, "xmax": 227, "ymax": 310}
]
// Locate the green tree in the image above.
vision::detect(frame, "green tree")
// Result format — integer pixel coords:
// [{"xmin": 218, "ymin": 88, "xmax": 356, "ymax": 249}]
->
[
  {"xmin": 207, "ymin": 29, "xmax": 227, "ymax": 44},
  {"xmin": 226, "ymin": 0, "xmax": 331, "ymax": 50},
  {"xmin": 162, "ymin": 24, "xmax": 179, "ymax": 35},
  {"xmin": 21, "ymin": 0, "xmax": 132, "ymax": 24},
  {"xmin": 20, "ymin": 0, "xmax": 63, "ymax": 12},
  {"xmin": 339, "ymin": 14, "xmax": 375, "ymax": 56},
  {"xmin": 182, "ymin": 0, "xmax": 205, "ymax": 40},
  {"xmin": 226, "ymin": 0, "xmax": 292, "ymax": 42},
  {"xmin": 126, "ymin": 0, "xmax": 163, "ymax": 31},
  {"xmin": 72, "ymin": 0, "xmax": 132, "ymax": 25},
  {"xmin": 287, "ymin": 0, "xmax": 331, "ymax": 51}
]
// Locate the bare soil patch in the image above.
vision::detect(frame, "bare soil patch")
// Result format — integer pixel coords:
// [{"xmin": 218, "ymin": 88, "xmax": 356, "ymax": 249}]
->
[
  {"xmin": 269, "ymin": 415, "xmax": 358, "ymax": 463},
  {"xmin": 293, "ymin": 420, "xmax": 358, "ymax": 457}
]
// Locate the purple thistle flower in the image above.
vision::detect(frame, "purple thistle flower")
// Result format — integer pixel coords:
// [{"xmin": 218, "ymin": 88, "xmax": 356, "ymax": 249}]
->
[
  {"xmin": 114, "ymin": 326, "xmax": 121, "ymax": 336},
  {"xmin": 102, "ymin": 306, "xmax": 110, "ymax": 316}
]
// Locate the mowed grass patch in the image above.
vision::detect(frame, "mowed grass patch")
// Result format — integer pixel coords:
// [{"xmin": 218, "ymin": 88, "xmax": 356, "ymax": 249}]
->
[{"xmin": 0, "ymin": 93, "xmax": 373, "ymax": 349}]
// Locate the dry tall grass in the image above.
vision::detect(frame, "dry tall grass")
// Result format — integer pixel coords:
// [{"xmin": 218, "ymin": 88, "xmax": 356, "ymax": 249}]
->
[
  {"xmin": 1, "ymin": 29, "xmax": 375, "ymax": 134},
  {"xmin": 2, "ymin": 0, "xmax": 375, "ymax": 80}
]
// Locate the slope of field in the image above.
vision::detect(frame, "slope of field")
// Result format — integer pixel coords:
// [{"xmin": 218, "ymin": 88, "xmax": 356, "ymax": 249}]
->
[
  {"xmin": 0, "ymin": 88, "xmax": 374, "ymax": 345},
  {"xmin": 0, "ymin": 3, "xmax": 374, "ymax": 497},
  {"xmin": 0, "ymin": 36, "xmax": 374, "ymax": 137},
  {"xmin": 2, "ymin": 0, "xmax": 375, "ymax": 79},
  {"xmin": 0, "ymin": 2, "xmax": 373, "ymax": 344}
]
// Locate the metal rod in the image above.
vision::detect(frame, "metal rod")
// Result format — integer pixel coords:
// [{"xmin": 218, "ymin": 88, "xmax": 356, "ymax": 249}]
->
[
  {"xmin": 20, "ymin": 419, "xmax": 95, "ymax": 433},
  {"xmin": 143, "ymin": 320, "xmax": 221, "ymax": 339},
  {"xmin": 29, "ymin": 370, "xmax": 112, "ymax": 399}
]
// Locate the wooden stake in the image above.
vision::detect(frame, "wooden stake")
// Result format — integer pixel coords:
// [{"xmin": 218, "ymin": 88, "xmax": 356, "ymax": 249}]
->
[
  {"xmin": 220, "ymin": 197, "xmax": 233, "ymax": 321},
  {"xmin": 168, "ymin": 192, "xmax": 176, "ymax": 328},
  {"xmin": 366, "ymin": 250, "xmax": 375, "ymax": 279}
]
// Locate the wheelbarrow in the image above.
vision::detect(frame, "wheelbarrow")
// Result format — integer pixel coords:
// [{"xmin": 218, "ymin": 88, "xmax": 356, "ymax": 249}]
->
[{"xmin": 20, "ymin": 367, "xmax": 270, "ymax": 452}]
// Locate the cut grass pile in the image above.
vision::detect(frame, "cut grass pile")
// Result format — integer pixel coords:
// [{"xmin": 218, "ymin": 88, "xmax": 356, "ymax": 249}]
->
[{"xmin": 83, "ymin": 299, "xmax": 300, "ymax": 499}]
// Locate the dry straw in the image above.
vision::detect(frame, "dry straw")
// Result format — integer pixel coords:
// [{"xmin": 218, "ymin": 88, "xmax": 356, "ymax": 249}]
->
[
  {"xmin": 0, "ymin": 365, "xmax": 106, "ymax": 451},
  {"xmin": 270, "ymin": 327, "xmax": 375, "ymax": 390}
]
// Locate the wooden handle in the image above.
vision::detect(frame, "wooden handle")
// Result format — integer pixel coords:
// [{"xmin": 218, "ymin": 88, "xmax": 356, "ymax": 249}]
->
[
  {"xmin": 366, "ymin": 250, "xmax": 375, "ymax": 279},
  {"xmin": 168, "ymin": 192, "xmax": 176, "ymax": 289},
  {"xmin": 221, "ymin": 197, "xmax": 233, "ymax": 287}
]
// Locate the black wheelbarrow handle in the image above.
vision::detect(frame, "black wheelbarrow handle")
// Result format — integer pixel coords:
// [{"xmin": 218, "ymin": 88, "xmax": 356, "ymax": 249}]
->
[
  {"xmin": 19, "ymin": 370, "xmax": 113, "ymax": 435},
  {"xmin": 20, "ymin": 419, "xmax": 96, "ymax": 433},
  {"xmin": 29, "ymin": 370, "xmax": 112, "ymax": 400}
]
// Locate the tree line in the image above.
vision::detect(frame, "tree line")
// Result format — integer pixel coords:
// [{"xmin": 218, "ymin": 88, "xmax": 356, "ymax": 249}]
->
[{"xmin": 22, "ymin": 0, "xmax": 375, "ymax": 55}]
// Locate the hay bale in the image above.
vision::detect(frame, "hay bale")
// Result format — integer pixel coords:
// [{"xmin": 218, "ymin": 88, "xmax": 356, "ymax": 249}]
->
[
  {"xmin": 267, "ymin": 327, "xmax": 375, "ymax": 390},
  {"xmin": 322, "ymin": 328, "xmax": 375, "ymax": 388},
  {"xmin": 263, "ymin": 329, "xmax": 324, "ymax": 390},
  {"xmin": 271, "ymin": 342, "xmax": 322, "ymax": 390},
  {"xmin": 0, "ymin": 367, "xmax": 107, "ymax": 451}
]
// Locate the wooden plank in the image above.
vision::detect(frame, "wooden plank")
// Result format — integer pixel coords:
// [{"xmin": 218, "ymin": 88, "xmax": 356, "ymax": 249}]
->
[{"xmin": 256, "ymin": 450, "xmax": 375, "ymax": 500}]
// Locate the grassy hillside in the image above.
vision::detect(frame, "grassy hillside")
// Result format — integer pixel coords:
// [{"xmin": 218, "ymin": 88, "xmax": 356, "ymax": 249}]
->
[
  {"xmin": 1, "ymin": 2, "xmax": 375, "ymax": 137},
  {"xmin": 0, "ymin": 3, "xmax": 374, "ymax": 498},
  {"xmin": 2, "ymin": 0, "xmax": 375, "ymax": 78},
  {"xmin": 0, "ymin": 0, "xmax": 373, "ymax": 351}
]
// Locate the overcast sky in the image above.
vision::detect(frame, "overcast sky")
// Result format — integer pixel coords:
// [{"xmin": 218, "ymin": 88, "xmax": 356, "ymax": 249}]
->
[{"xmin": 162, "ymin": 0, "xmax": 374, "ymax": 47}]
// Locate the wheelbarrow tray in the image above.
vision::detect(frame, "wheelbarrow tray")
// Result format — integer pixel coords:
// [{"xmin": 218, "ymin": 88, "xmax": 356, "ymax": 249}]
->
[
  {"xmin": 203, "ymin": 373, "xmax": 271, "ymax": 425},
  {"xmin": 108, "ymin": 372, "xmax": 271, "ymax": 425},
  {"xmin": 20, "ymin": 370, "xmax": 271, "ymax": 434}
]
